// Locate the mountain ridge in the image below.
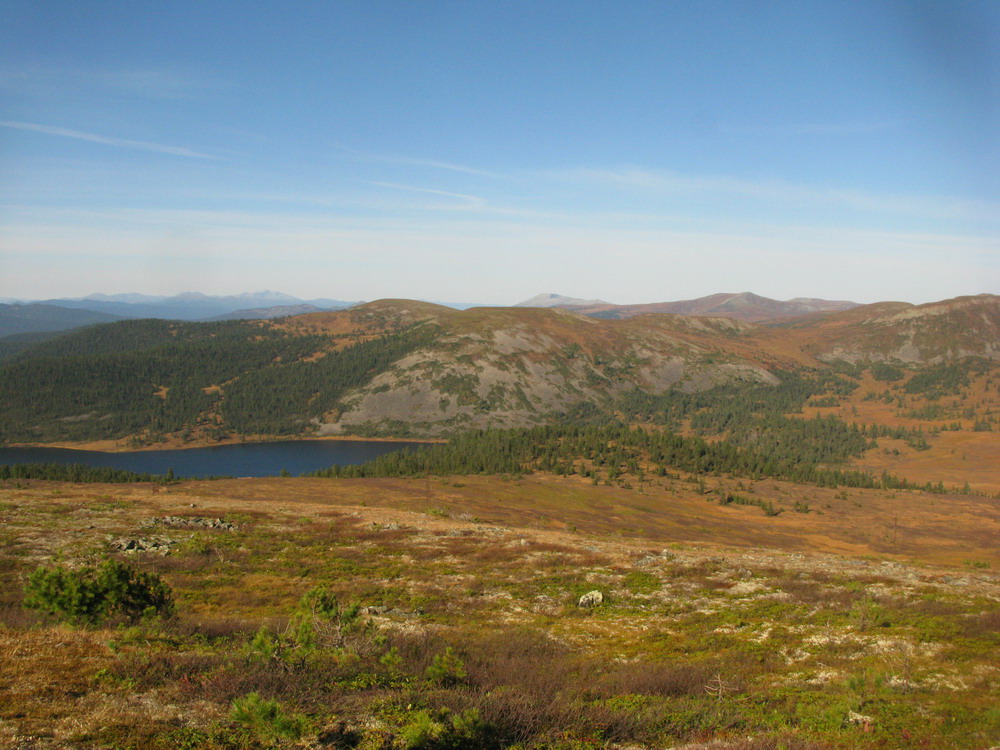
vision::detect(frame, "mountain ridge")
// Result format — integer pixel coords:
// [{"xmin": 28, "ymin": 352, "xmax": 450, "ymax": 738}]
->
[
  {"xmin": 0, "ymin": 292, "xmax": 357, "ymax": 334},
  {"xmin": 34, "ymin": 291, "xmax": 355, "ymax": 321},
  {"xmin": 515, "ymin": 291, "xmax": 860, "ymax": 322},
  {"xmin": 0, "ymin": 303, "xmax": 125, "ymax": 338}
]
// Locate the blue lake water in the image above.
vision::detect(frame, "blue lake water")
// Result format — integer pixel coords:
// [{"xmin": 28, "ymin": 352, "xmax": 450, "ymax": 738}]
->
[{"xmin": 0, "ymin": 439, "xmax": 426, "ymax": 478}]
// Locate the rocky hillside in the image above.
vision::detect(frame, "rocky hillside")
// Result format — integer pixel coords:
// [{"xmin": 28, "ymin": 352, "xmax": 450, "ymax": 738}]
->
[
  {"xmin": 774, "ymin": 294, "xmax": 1000, "ymax": 364},
  {"xmin": 288, "ymin": 300, "xmax": 788, "ymax": 436},
  {"xmin": 281, "ymin": 295, "xmax": 999, "ymax": 437}
]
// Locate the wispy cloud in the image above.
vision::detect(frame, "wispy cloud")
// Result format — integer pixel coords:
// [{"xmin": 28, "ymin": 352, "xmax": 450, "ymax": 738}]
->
[
  {"xmin": 332, "ymin": 143, "xmax": 500, "ymax": 178},
  {"xmin": 0, "ymin": 121, "xmax": 217, "ymax": 159},
  {"xmin": 86, "ymin": 68, "xmax": 223, "ymax": 98},
  {"xmin": 3, "ymin": 204, "xmax": 995, "ymax": 304},
  {"xmin": 552, "ymin": 166, "xmax": 1000, "ymax": 223},
  {"xmin": 370, "ymin": 181, "xmax": 486, "ymax": 207}
]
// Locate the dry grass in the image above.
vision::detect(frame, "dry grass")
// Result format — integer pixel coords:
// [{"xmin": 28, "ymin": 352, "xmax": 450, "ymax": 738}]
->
[
  {"xmin": 169, "ymin": 472, "xmax": 1000, "ymax": 568},
  {"xmin": 1, "ymin": 473, "xmax": 999, "ymax": 749}
]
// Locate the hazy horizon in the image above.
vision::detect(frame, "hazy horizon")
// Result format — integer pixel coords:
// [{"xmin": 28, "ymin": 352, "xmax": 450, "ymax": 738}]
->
[{"xmin": 4, "ymin": 287, "xmax": 996, "ymax": 310}]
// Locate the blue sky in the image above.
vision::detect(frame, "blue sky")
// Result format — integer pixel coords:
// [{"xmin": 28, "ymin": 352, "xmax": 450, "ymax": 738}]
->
[{"xmin": 1, "ymin": 1, "xmax": 998, "ymax": 305}]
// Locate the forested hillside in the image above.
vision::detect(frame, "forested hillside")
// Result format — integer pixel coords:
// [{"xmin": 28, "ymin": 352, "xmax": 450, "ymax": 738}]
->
[{"xmin": 0, "ymin": 317, "xmax": 432, "ymax": 444}]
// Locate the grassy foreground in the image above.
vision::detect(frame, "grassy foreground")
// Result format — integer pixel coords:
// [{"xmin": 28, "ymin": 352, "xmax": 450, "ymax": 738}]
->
[{"xmin": 1, "ymin": 474, "xmax": 999, "ymax": 749}]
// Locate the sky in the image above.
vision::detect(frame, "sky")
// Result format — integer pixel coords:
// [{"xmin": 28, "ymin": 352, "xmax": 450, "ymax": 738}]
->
[{"xmin": 1, "ymin": 1, "xmax": 998, "ymax": 306}]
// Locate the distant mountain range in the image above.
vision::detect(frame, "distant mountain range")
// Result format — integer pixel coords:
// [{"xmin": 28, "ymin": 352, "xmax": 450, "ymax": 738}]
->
[
  {"xmin": 26, "ymin": 291, "xmax": 355, "ymax": 322},
  {"xmin": 0, "ymin": 303, "xmax": 125, "ymax": 337},
  {"xmin": 514, "ymin": 292, "xmax": 860, "ymax": 322},
  {"xmin": 0, "ymin": 289, "xmax": 885, "ymax": 346},
  {"xmin": 0, "ymin": 292, "xmax": 357, "ymax": 340}
]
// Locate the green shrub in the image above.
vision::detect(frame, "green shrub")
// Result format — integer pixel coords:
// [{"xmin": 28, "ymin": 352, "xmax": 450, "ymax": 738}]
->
[
  {"xmin": 290, "ymin": 586, "xmax": 366, "ymax": 652},
  {"xmin": 230, "ymin": 692, "xmax": 305, "ymax": 742},
  {"xmin": 870, "ymin": 362, "xmax": 905, "ymax": 382},
  {"xmin": 426, "ymin": 646, "xmax": 467, "ymax": 686},
  {"xmin": 380, "ymin": 645, "xmax": 403, "ymax": 673},
  {"xmin": 248, "ymin": 625, "xmax": 280, "ymax": 661},
  {"xmin": 400, "ymin": 708, "xmax": 487, "ymax": 750},
  {"xmin": 400, "ymin": 710, "xmax": 446, "ymax": 749},
  {"xmin": 22, "ymin": 558, "xmax": 174, "ymax": 625}
]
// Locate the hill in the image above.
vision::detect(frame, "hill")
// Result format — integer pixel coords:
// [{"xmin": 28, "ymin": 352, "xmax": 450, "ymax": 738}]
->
[
  {"xmin": 516, "ymin": 291, "xmax": 859, "ymax": 322},
  {"xmin": 0, "ymin": 330, "xmax": 72, "ymax": 362},
  {"xmin": 204, "ymin": 303, "xmax": 331, "ymax": 321},
  {"xmin": 286, "ymin": 300, "xmax": 798, "ymax": 438},
  {"xmin": 514, "ymin": 292, "xmax": 613, "ymax": 308},
  {"xmin": 774, "ymin": 294, "xmax": 1000, "ymax": 363}
]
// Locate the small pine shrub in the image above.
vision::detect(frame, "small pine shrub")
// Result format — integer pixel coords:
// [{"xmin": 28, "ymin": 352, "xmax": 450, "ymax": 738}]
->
[
  {"xmin": 400, "ymin": 708, "xmax": 486, "ymax": 750},
  {"xmin": 290, "ymin": 586, "xmax": 365, "ymax": 652},
  {"xmin": 448, "ymin": 708, "xmax": 487, "ymax": 743},
  {"xmin": 230, "ymin": 692, "xmax": 305, "ymax": 742},
  {"xmin": 400, "ymin": 710, "xmax": 445, "ymax": 749},
  {"xmin": 426, "ymin": 646, "xmax": 467, "ymax": 686},
  {"xmin": 380, "ymin": 645, "xmax": 403, "ymax": 672},
  {"xmin": 248, "ymin": 625, "xmax": 280, "ymax": 661},
  {"xmin": 23, "ymin": 559, "xmax": 173, "ymax": 625}
]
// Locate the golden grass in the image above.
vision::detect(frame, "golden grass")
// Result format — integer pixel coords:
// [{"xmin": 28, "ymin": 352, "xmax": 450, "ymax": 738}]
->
[
  {"xmin": 0, "ymin": 626, "xmax": 113, "ymax": 733},
  {"xmin": 793, "ymin": 368, "xmax": 1000, "ymax": 494},
  {"xmin": 160, "ymin": 473, "xmax": 1000, "ymax": 568},
  {"xmin": 2, "ymin": 472, "xmax": 999, "ymax": 749}
]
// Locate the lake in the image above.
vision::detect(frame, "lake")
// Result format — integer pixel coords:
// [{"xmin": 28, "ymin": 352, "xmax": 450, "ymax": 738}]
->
[{"xmin": 0, "ymin": 439, "xmax": 426, "ymax": 478}]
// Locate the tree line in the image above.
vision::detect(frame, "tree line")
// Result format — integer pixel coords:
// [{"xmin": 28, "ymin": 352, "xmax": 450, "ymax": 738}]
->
[
  {"xmin": 310, "ymin": 421, "xmax": 924, "ymax": 491},
  {"xmin": 0, "ymin": 462, "xmax": 166, "ymax": 483}
]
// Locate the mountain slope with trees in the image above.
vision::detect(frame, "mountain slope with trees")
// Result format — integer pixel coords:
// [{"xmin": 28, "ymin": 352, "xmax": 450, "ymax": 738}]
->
[{"xmin": 0, "ymin": 295, "xmax": 997, "ymax": 448}]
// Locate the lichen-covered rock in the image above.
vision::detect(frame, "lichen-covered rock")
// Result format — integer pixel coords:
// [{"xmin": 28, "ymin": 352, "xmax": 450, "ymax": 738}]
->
[
  {"xmin": 109, "ymin": 536, "xmax": 177, "ymax": 555},
  {"xmin": 578, "ymin": 590, "xmax": 603, "ymax": 608},
  {"xmin": 143, "ymin": 516, "xmax": 236, "ymax": 531}
]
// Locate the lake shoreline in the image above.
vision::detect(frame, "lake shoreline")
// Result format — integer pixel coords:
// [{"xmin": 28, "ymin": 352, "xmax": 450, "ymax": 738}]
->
[
  {"xmin": 3, "ymin": 433, "xmax": 442, "ymax": 454},
  {"xmin": 0, "ymin": 438, "xmax": 433, "ymax": 478}
]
